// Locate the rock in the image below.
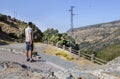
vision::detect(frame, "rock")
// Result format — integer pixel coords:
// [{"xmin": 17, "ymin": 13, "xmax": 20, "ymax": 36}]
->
[
  {"xmin": 107, "ymin": 57, "xmax": 120, "ymax": 65},
  {"xmin": 0, "ymin": 61, "xmax": 59, "ymax": 79},
  {"xmin": 0, "ymin": 65, "xmax": 4, "ymax": 71},
  {"xmin": 117, "ymin": 66, "xmax": 120, "ymax": 71}
]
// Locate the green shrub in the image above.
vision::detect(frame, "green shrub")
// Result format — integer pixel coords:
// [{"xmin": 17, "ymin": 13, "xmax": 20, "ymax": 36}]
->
[
  {"xmin": 8, "ymin": 33, "xmax": 17, "ymax": 39},
  {"xmin": 97, "ymin": 45, "xmax": 120, "ymax": 61}
]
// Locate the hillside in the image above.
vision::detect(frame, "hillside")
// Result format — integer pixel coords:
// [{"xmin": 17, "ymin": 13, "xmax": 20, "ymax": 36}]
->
[
  {"xmin": 0, "ymin": 13, "xmax": 43, "ymax": 43},
  {"xmin": 68, "ymin": 20, "xmax": 120, "ymax": 50},
  {"xmin": 67, "ymin": 20, "xmax": 120, "ymax": 61}
]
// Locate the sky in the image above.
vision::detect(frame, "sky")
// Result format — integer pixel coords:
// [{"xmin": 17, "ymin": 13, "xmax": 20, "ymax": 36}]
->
[{"xmin": 0, "ymin": 0, "xmax": 120, "ymax": 33}]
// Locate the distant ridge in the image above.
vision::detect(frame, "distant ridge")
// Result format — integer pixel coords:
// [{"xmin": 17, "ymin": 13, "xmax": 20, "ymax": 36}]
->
[
  {"xmin": 68, "ymin": 20, "xmax": 120, "ymax": 32},
  {"xmin": 67, "ymin": 20, "xmax": 120, "ymax": 61}
]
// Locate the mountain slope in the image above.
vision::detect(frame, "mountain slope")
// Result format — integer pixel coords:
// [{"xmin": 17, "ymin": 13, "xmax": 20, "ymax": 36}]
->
[
  {"xmin": 0, "ymin": 13, "xmax": 43, "ymax": 42},
  {"xmin": 67, "ymin": 20, "xmax": 120, "ymax": 51},
  {"xmin": 67, "ymin": 20, "xmax": 120, "ymax": 61}
]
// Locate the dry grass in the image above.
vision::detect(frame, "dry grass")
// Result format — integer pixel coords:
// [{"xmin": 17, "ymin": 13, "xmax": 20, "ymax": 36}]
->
[
  {"xmin": 56, "ymin": 51, "xmax": 75, "ymax": 61},
  {"xmin": 41, "ymin": 44, "xmax": 75, "ymax": 61},
  {"xmin": 39, "ymin": 43, "xmax": 97, "ymax": 66}
]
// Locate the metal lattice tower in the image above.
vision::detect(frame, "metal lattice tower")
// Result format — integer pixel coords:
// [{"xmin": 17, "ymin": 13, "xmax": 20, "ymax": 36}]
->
[{"xmin": 69, "ymin": 6, "xmax": 75, "ymax": 47}]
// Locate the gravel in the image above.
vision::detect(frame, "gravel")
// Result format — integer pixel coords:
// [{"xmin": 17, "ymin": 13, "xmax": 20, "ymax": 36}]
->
[
  {"xmin": 0, "ymin": 43, "xmax": 120, "ymax": 79},
  {"xmin": 0, "ymin": 43, "xmax": 77, "ymax": 70}
]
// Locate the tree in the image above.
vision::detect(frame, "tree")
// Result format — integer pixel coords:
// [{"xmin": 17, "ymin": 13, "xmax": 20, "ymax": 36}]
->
[
  {"xmin": 50, "ymin": 34, "xmax": 60, "ymax": 43},
  {"xmin": 0, "ymin": 14, "xmax": 7, "ymax": 22},
  {"xmin": 42, "ymin": 28, "xmax": 59, "ymax": 42},
  {"xmin": 57, "ymin": 33, "xmax": 75, "ymax": 47},
  {"xmin": 42, "ymin": 28, "xmax": 77, "ymax": 48},
  {"xmin": 8, "ymin": 33, "xmax": 18, "ymax": 39},
  {"xmin": 33, "ymin": 27, "xmax": 43, "ymax": 42}
]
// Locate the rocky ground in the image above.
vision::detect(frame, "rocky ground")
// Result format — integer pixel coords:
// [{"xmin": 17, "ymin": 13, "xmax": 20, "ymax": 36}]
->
[
  {"xmin": 0, "ymin": 61, "xmax": 48, "ymax": 79},
  {"xmin": 0, "ymin": 43, "xmax": 120, "ymax": 79}
]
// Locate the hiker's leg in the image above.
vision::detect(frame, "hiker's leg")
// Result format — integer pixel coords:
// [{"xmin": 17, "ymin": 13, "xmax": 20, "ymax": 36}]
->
[
  {"xmin": 26, "ymin": 50, "xmax": 29, "ymax": 58},
  {"xmin": 29, "ymin": 44, "xmax": 33, "ymax": 60},
  {"xmin": 26, "ymin": 42, "xmax": 29, "ymax": 58},
  {"xmin": 26, "ymin": 42, "xmax": 30, "ymax": 61},
  {"xmin": 28, "ymin": 50, "xmax": 32, "ymax": 59}
]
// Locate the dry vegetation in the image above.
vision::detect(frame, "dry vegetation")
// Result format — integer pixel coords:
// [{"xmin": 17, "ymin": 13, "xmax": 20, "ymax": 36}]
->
[
  {"xmin": 41, "ymin": 44, "xmax": 74, "ymax": 60},
  {"xmin": 40, "ymin": 43, "xmax": 97, "ymax": 66}
]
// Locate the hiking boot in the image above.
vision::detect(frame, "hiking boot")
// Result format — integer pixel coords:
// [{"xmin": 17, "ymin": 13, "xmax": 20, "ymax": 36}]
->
[
  {"xmin": 26, "ymin": 58, "xmax": 30, "ymax": 62},
  {"xmin": 30, "ymin": 59, "xmax": 36, "ymax": 62}
]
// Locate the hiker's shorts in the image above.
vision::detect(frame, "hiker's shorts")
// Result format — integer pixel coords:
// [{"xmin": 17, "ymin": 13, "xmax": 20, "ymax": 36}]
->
[{"xmin": 26, "ymin": 42, "xmax": 33, "ymax": 51}]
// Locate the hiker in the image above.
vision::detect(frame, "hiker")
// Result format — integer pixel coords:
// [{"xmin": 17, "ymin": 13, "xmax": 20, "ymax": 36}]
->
[{"xmin": 25, "ymin": 22, "xmax": 35, "ymax": 62}]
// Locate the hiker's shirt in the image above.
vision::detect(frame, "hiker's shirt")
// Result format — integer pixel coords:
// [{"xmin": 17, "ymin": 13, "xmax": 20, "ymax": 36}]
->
[{"xmin": 25, "ymin": 26, "xmax": 33, "ymax": 42}]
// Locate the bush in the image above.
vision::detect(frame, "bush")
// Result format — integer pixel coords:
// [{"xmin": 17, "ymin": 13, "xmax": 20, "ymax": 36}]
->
[
  {"xmin": 55, "ymin": 53, "xmax": 60, "ymax": 55},
  {"xmin": 56, "ymin": 51, "xmax": 68, "ymax": 57},
  {"xmin": 66, "ymin": 55, "xmax": 74, "ymax": 61},
  {"xmin": 97, "ymin": 45, "xmax": 120, "ymax": 61},
  {"xmin": 60, "ymin": 52, "xmax": 68, "ymax": 57},
  {"xmin": 8, "ymin": 33, "xmax": 17, "ymax": 39},
  {"xmin": 56, "ymin": 51, "xmax": 75, "ymax": 61},
  {"xmin": 0, "ymin": 14, "xmax": 7, "ymax": 22}
]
